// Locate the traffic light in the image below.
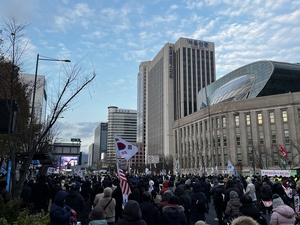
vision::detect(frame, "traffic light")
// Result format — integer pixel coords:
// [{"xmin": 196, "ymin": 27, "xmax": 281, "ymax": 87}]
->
[{"xmin": 78, "ymin": 152, "xmax": 82, "ymax": 165}]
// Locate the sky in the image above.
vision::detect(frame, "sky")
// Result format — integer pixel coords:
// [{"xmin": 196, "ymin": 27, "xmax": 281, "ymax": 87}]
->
[{"xmin": 0, "ymin": 0, "xmax": 300, "ymax": 154}]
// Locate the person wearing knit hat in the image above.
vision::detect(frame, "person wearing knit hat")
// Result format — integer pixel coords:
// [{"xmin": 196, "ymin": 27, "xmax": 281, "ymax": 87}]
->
[
  {"xmin": 162, "ymin": 196, "xmax": 187, "ymax": 225},
  {"xmin": 270, "ymin": 194, "xmax": 295, "ymax": 225},
  {"xmin": 88, "ymin": 206, "xmax": 107, "ymax": 225},
  {"xmin": 225, "ymin": 191, "xmax": 241, "ymax": 218}
]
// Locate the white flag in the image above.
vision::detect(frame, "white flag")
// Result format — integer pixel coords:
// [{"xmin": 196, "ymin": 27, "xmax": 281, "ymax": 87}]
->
[
  {"xmin": 211, "ymin": 167, "xmax": 214, "ymax": 174},
  {"xmin": 114, "ymin": 135, "xmax": 138, "ymax": 161},
  {"xmin": 227, "ymin": 160, "xmax": 234, "ymax": 172},
  {"xmin": 215, "ymin": 166, "xmax": 218, "ymax": 172}
]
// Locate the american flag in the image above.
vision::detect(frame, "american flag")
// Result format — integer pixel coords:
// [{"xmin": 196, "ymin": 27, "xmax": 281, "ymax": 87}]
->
[{"xmin": 117, "ymin": 164, "xmax": 131, "ymax": 196}]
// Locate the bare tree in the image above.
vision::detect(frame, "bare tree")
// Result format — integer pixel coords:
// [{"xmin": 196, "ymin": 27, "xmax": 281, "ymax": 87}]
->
[
  {"xmin": 252, "ymin": 144, "xmax": 274, "ymax": 170},
  {"xmin": 1, "ymin": 17, "xmax": 96, "ymax": 199}
]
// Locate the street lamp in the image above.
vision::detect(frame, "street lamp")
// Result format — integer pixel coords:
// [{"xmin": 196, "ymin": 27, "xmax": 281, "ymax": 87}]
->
[{"xmin": 28, "ymin": 54, "xmax": 70, "ymax": 151}]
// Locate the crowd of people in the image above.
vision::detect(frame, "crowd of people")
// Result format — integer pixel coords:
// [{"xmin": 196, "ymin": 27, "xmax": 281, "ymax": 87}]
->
[{"xmin": 2, "ymin": 172, "xmax": 300, "ymax": 225}]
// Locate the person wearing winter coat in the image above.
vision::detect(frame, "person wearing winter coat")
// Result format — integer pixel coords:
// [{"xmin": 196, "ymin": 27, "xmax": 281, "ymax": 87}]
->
[
  {"xmin": 116, "ymin": 200, "xmax": 146, "ymax": 225},
  {"xmin": 245, "ymin": 177, "xmax": 256, "ymax": 203},
  {"xmin": 224, "ymin": 180, "xmax": 241, "ymax": 208},
  {"xmin": 270, "ymin": 194, "xmax": 295, "ymax": 225},
  {"xmin": 112, "ymin": 180, "xmax": 123, "ymax": 223},
  {"xmin": 65, "ymin": 183, "xmax": 85, "ymax": 222},
  {"xmin": 162, "ymin": 196, "xmax": 187, "ymax": 225},
  {"xmin": 98, "ymin": 187, "xmax": 116, "ymax": 225},
  {"xmin": 80, "ymin": 188, "xmax": 92, "ymax": 225},
  {"xmin": 175, "ymin": 186, "xmax": 192, "ymax": 224},
  {"xmin": 158, "ymin": 190, "xmax": 175, "ymax": 212},
  {"xmin": 50, "ymin": 190, "xmax": 76, "ymax": 225},
  {"xmin": 189, "ymin": 182, "xmax": 207, "ymax": 225},
  {"xmin": 88, "ymin": 206, "xmax": 107, "ymax": 225},
  {"xmin": 139, "ymin": 192, "xmax": 161, "ymax": 225},
  {"xmin": 225, "ymin": 191, "xmax": 240, "ymax": 218},
  {"xmin": 239, "ymin": 195, "xmax": 267, "ymax": 225},
  {"xmin": 161, "ymin": 180, "xmax": 169, "ymax": 196}
]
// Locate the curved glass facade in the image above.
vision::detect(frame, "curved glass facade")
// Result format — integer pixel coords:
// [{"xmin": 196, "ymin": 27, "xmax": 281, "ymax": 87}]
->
[
  {"xmin": 210, "ymin": 74, "xmax": 255, "ymax": 105},
  {"xmin": 198, "ymin": 60, "xmax": 300, "ymax": 109}
]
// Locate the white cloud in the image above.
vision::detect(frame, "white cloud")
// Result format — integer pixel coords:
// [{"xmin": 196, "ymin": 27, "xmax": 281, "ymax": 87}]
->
[
  {"xmin": 139, "ymin": 14, "xmax": 177, "ymax": 27},
  {"xmin": 184, "ymin": 0, "xmax": 204, "ymax": 9},
  {"xmin": 273, "ymin": 9, "xmax": 300, "ymax": 24}
]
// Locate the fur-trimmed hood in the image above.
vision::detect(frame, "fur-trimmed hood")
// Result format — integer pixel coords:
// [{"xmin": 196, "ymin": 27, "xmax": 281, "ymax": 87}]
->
[{"xmin": 162, "ymin": 205, "xmax": 185, "ymax": 214}]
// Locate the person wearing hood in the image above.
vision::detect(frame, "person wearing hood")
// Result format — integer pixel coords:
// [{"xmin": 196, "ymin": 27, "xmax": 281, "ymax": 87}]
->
[
  {"xmin": 175, "ymin": 186, "xmax": 192, "ymax": 225},
  {"xmin": 50, "ymin": 190, "xmax": 76, "ymax": 225},
  {"xmin": 161, "ymin": 179, "xmax": 169, "ymax": 196},
  {"xmin": 139, "ymin": 191, "xmax": 161, "ymax": 225},
  {"xmin": 98, "ymin": 187, "xmax": 116, "ymax": 225},
  {"xmin": 162, "ymin": 196, "xmax": 187, "ymax": 225},
  {"xmin": 224, "ymin": 179, "xmax": 241, "ymax": 207},
  {"xmin": 116, "ymin": 200, "xmax": 146, "ymax": 225},
  {"xmin": 239, "ymin": 195, "xmax": 267, "ymax": 225},
  {"xmin": 189, "ymin": 182, "xmax": 207, "ymax": 225},
  {"xmin": 270, "ymin": 194, "xmax": 295, "ymax": 225},
  {"xmin": 158, "ymin": 189, "xmax": 175, "ymax": 212},
  {"xmin": 225, "ymin": 191, "xmax": 240, "ymax": 218},
  {"xmin": 88, "ymin": 206, "xmax": 107, "ymax": 225},
  {"xmin": 245, "ymin": 177, "xmax": 256, "ymax": 203},
  {"xmin": 65, "ymin": 182, "xmax": 85, "ymax": 222}
]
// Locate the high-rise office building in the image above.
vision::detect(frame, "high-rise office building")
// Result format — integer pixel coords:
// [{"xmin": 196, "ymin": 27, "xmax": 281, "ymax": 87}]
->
[
  {"xmin": 146, "ymin": 37, "xmax": 215, "ymax": 159},
  {"xmin": 137, "ymin": 61, "xmax": 151, "ymax": 162},
  {"xmin": 106, "ymin": 106, "xmax": 137, "ymax": 166},
  {"xmin": 94, "ymin": 122, "xmax": 108, "ymax": 163},
  {"xmin": 88, "ymin": 143, "xmax": 94, "ymax": 166},
  {"xmin": 20, "ymin": 74, "xmax": 47, "ymax": 124}
]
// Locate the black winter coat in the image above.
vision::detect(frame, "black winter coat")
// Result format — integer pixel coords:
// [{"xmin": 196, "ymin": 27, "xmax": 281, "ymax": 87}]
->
[
  {"xmin": 65, "ymin": 190, "xmax": 85, "ymax": 221},
  {"xmin": 162, "ymin": 205, "xmax": 187, "ymax": 225},
  {"xmin": 189, "ymin": 183, "xmax": 207, "ymax": 222},
  {"xmin": 50, "ymin": 190, "xmax": 73, "ymax": 225},
  {"xmin": 116, "ymin": 200, "xmax": 146, "ymax": 225},
  {"xmin": 139, "ymin": 201, "xmax": 161, "ymax": 225}
]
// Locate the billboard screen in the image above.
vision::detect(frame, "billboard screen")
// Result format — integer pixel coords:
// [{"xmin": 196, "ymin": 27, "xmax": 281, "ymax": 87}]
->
[{"xmin": 61, "ymin": 156, "xmax": 78, "ymax": 168}]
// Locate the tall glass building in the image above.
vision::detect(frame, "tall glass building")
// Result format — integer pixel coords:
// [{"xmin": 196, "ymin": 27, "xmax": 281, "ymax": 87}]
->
[{"xmin": 146, "ymin": 37, "xmax": 215, "ymax": 161}]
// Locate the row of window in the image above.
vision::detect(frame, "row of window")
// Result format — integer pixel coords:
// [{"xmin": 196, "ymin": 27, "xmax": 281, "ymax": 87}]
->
[
  {"xmin": 181, "ymin": 110, "xmax": 292, "ymax": 137},
  {"xmin": 181, "ymin": 128, "xmax": 289, "ymax": 151}
]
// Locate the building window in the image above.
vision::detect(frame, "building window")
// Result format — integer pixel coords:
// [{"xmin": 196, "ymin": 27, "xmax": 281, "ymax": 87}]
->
[
  {"xmin": 184, "ymin": 128, "xmax": 186, "ymax": 137},
  {"xmin": 222, "ymin": 117, "xmax": 226, "ymax": 128},
  {"xmin": 217, "ymin": 135, "xmax": 221, "ymax": 147},
  {"xmin": 191, "ymin": 125, "xmax": 194, "ymax": 135},
  {"xmin": 257, "ymin": 113, "xmax": 263, "ymax": 124},
  {"xmin": 237, "ymin": 153, "xmax": 242, "ymax": 162},
  {"xmin": 246, "ymin": 114, "xmax": 251, "ymax": 126},
  {"xmin": 284, "ymin": 130, "xmax": 290, "ymax": 144},
  {"xmin": 259, "ymin": 131, "xmax": 264, "ymax": 144},
  {"xmin": 247, "ymin": 132, "xmax": 252, "ymax": 146},
  {"xmin": 235, "ymin": 115, "xmax": 240, "ymax": 127},
  {"xmin": 213, "ymin": 137, "xmax": 215, "ymax": 147},
  {"xmin": 271, "ymin": 130, "xmax": 277, "ymax": 144},
  {"xmin": 236, "ymin": 133, "xmax": 241, "ymax": 146},
  {"xmin": 200, "ymin": 122, "xmax": 203, "ymax": 132},
  {"xmin": 211, "ymin": 118, "xmax": 214, "ymax": 129},
  {"xmin": 205, "ymin": 121, "xmax": 207, "ymax": 131},
  {"xmin": 282, "ymin": 110, "xmax": 288, "ymax": 123},
  {"xmin": 218, "ymin": 154, "xmax": 222, "ymax": 166},
  {"xmin": 274, "ymin": 153, "xmax": 279, "ymax": 165},
  {"xmin": 269, "ymin": 111, "xmax": 275, "ymax": 124},
  {"xmin": 298, "ymin": 109, "xmax": 300, "ymax": 122},
  {"xmin": 196, "ymin": 123, "xmax": 198, "ymax": 134},
  {"xmin": 216, "ymin": 117, "xmax": 220, "ymax": 128},
  {"xmin": 223, "ymin": 134, "xmax": 227, "ymax": 147}
]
